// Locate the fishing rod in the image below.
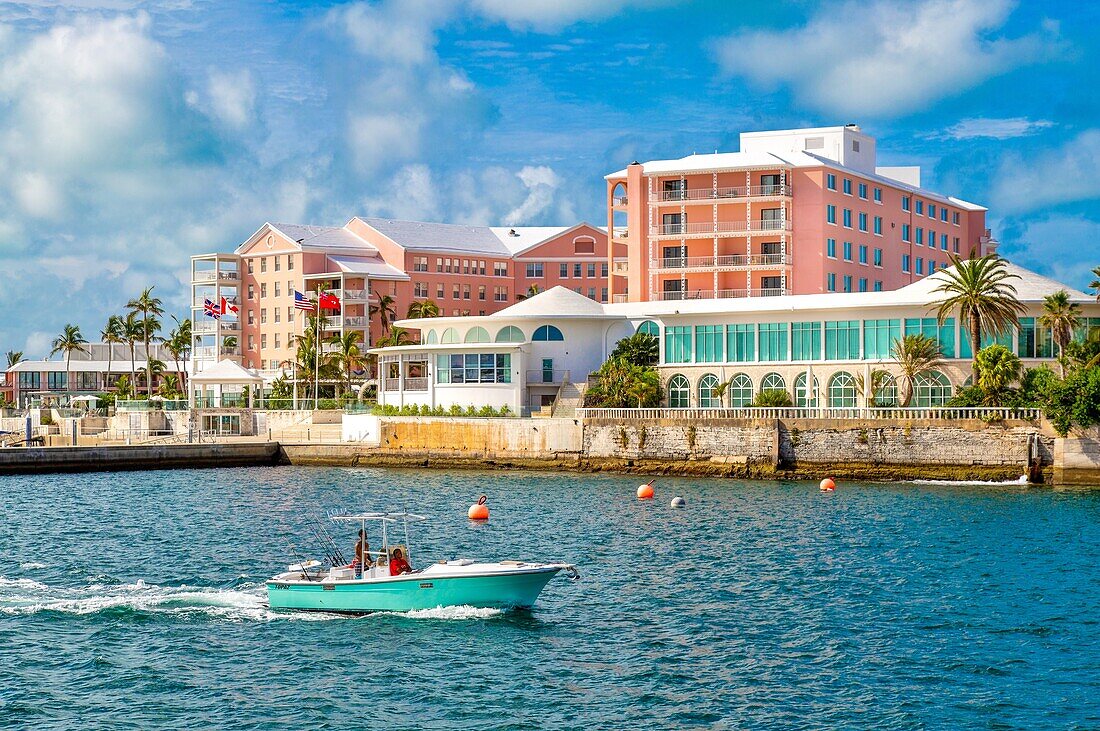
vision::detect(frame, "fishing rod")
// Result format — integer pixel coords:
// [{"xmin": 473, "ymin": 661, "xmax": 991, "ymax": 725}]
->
[
  {"xmin": 305, "ymin": 520, "xmax": 338, "ymax": 567},
  {"xmin": 314, "ymin": 512, "xmax": 346, "ymax": 565},
  {"xmin": 286, "ymin": 542, "xmax": 316, "ymax": 582}
]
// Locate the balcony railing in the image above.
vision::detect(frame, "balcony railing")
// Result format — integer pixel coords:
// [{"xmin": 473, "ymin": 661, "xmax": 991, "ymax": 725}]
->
[
  {"xmin": 612, "ymin": 195, "xmax": 628, "ymax": 206},
  {"xmin": 652, "ymin": 288, "xmax": 789, "ymax": 301},
  {"xmin": 651, "ymin": 219, "xmax": 791, "ymax": 237},
  {"xmin": 612, "ymin": 294, "xmax": 629, "ymax": 303},
  {"xmin": 323, "ymin": 316, "xmax": 342, "ymax": 329},
  {"xmin": 343, "ymin": 289, "xmax": 369, "ymax": 301},
  {"xmin": 612, "ymin": 227, "xmax": 628, "ymax": 239},
  {"xmin": 612, "ymin": 259, "xmax": 629, "ymax": 274},
  {"xmin": 655, "ymin": 184, "xmax": 791, "ymax": 203},
  {"xmin": 404, "ymin": 377, "xmax": 429, "ymax": 392},
  {"xmin": 525, "ymin": 369, "xmax": 571, "ymax": 384},
  {"xmin": 577, "ymin": 407, "xmax": 1042, "ymax": 421},
  {"xmin": 344, "ymin": 316, "xmax": 367, "ymax": 327},
  {"xmin": 193, "ymin": 270, "xmax": 240, "ymax": 283},
  {"xmin": 651, "ymin": 254, "xmax": 792, "ymax": 270}
]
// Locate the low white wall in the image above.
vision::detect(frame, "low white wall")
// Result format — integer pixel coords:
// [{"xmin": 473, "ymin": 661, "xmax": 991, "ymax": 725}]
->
[{"xmin": 343, "ymin": 414, "xmax": 381, "ymax": 445}]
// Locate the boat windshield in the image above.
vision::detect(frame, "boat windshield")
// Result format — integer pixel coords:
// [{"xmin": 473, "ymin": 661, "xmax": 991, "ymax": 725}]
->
[{"xmin": 330, "ymin": 512, "xmax": 426, "ymax": 568}]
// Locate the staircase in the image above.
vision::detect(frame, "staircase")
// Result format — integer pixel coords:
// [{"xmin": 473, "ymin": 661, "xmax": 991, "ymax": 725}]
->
[{"xmin": 551, "ymin": 379, "xmax": 588, "ymax": 419}]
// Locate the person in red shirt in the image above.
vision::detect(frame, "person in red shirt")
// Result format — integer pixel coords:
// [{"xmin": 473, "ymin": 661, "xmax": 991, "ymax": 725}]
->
[{"xmin": 389, "ymin": 547, "xmax": 412, "ymax": 576}]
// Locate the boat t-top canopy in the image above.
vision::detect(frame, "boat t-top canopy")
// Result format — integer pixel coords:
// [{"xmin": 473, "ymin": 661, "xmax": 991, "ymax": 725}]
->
[{"xmin": 330, "ymin": 512, "xmax": 427, "ymax": 524}]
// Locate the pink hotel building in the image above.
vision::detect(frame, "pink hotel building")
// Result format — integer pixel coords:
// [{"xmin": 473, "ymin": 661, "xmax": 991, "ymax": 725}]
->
[
  {"xmin": 606, "ymin": 125, "xmax": 996, "ymax": 302},
  {"xmin": 190, "ymin": 219, "xmax": 616, "ymax": 376}
]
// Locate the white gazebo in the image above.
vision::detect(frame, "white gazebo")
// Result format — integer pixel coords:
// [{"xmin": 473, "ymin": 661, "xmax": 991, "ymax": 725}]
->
[{"xmin": 190, "ymin": 359, "xmax": 264, "ymax": 408}]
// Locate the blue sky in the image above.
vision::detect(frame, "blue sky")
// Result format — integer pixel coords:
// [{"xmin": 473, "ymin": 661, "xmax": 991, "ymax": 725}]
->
[{"xmin": 1, "ymin": 0, "xmax": 1097, "ymax": 356}]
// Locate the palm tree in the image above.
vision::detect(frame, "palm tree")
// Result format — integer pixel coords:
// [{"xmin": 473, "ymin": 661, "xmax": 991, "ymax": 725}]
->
[
  {"xmin": 100, "ymin": 315, "xmax": 124, "ymax": 393},
  {"xmin": 516, "ymin": 284, "xmax": 541, "ymax": 301},
  {"xmin": 854, "ymin": 368, "xmax": 892, "ymax": 407},
  {"xmin": 329, "ymin": 331, "xmax": 366, "ymax": 396},
  {"xmin": 126, "ymin": 286, "xmax": 165, "ymax": 397},
  {"xmin": 50, "ymin": 324, "xmax": 88, "ymax": 395},
  {"xmin": 164, "ymin": 318, "xmax": 191, "ymax": 391},
  {"xmin": 222, "ymin": 335, "xmax": 238, "ymax": 349},
  {"xmin": 157, "ymin": 373, "xmax": 182, "ymax": 399},
  {"xmin": 892, "ymin": 334, "xmax": 943, "ymax": 407},
  {"xmin": 143, "ymin": 359, "xmax": 167, "ymax": 391},
  {"xmin": 1089, "ymin": 266, "xmax": 1100, "ymax": 301},
  {"xmin": 974, "ymin": 345, "xmax": 1022, "ymax": 405},
  {"xmin": 291, "ymin": 316, "xmax": 339, "ymax": 399},
  {"xmin": 406, "ymin": 300, "xmax": 442, "ymax": 319},
  {"xmin": 710, "ymin": 379, "xmax": 729, "ymax": 408},
  {"xmin": 375, "ymin": 326, "xmax": 413, "ymax": 348},
  {"xmin": 1039, "ymin": 289, "xmax": 1081, "ymax": 376},
  {"xmin": 931, "ymin": 254, "xmax": 1025, "ymax": 377},
  {"xmin": 5, "ymin": 351, "xmax": 24, "ymax": 369},
  {"xmin": 121, "ymin": 312, "xmax": 144, "ymax": 394},
  {"xmin": 369, "ymin": 294, "xmax": 397, "ymax": 335}
]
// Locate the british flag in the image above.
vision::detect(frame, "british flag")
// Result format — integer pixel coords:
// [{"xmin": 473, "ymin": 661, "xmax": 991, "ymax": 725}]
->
[{"xmin": 203, "ymin": 298, "xmax": 222, "ymax": 319}]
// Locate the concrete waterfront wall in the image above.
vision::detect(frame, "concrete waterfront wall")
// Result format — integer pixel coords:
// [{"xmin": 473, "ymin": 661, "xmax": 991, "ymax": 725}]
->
[
  {"xmin": 377, "ymin": 416, "xmax": 582, "ymax": 458},
  {"xmin": 0, "ymin": 442, "xmax": 280, "ymax": 475},
  {"xmin": 581, "ymin": 417, "xmax": 1053, "ymax": 481},
  {"xmin": 1054, "ymin": 428, "xmax": 1100, "ymax": 485}
]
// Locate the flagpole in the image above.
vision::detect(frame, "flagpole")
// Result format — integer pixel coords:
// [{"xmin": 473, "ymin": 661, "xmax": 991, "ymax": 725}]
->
[{"xmin": 314, "ymin": 292, "xmax": 320, "ymax": 408}]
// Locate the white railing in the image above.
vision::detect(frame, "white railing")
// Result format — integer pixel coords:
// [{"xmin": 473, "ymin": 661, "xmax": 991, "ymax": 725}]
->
[
  {"xmin": 193, "ymin": 321, "xmax": 218, "ymax": 334},
  {"xmin": 612, "ymin": 227, "xmax": 628, "ymax": 239},
  {"xmin": 652, "ymin": 288, "xmax": 789, "ymax": 301},
  {"xmin": 612, "ymin": 196, "xmax": 629, "ymax": 206},
  {"xmin": 576, "ymin": 407, "xmax": 1043, "ymax": 421},
  {"xmin": 344, "ymin": 316, "xmax": 367, "ymax": 327},
  {"xmin": 404, "ymin": 377, "xmax": 429, "ymax": 392},
  {"xmin": 343, "ymin": 289, "xmax": 369, "ymax": 301},
  {"xmin": 612, "ymin": 294, "xmax": 629, "ymax": 303},
  {"xmin": 525, "ymin": 369, "xmax": 571, "ymax": 384},
  {"xmin": 651, "ymin": 254, "xmax": 793, "ymax": 270},
  {"xmin": 323, "ymin": 316, "xmax": 342, "ymax": 329},
  {"xmin": 612, "ymin": 258, "xmax": 629, "ymax": 274},
  {"xmin": 651, "ymin": 219, "xmax": 792, "ymax": 237},
  {"xmin": 194, "ymin": 270, "xmax": 239, "ymax": 282},
  {"xmin": 193, "ymin": 345, "xmax": 239, "ymax": 357},
  {"xmin": 655, "ymin": 184, "xmax": 791, "ymax": 202}
]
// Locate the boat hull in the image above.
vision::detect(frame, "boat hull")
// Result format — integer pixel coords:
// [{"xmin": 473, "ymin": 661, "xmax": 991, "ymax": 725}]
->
[{"xmin": 266, "ymin": 567, "xmax": 561, "ymax": 613}]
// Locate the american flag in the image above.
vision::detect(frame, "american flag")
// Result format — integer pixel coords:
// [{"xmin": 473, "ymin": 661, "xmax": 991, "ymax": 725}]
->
[
  {"xmin": 203, "ymin": 298, "xmax": 221, "ymax": 319},
  {"xmin": 294, "ymin": 290, "xmax": 317, "ymax": 312}
]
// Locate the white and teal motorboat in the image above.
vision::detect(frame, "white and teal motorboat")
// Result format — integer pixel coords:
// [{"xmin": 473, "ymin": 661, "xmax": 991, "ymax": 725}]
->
[{"xmin": 266, "ymin": 511, "xmax": 579, "ymax": 614}]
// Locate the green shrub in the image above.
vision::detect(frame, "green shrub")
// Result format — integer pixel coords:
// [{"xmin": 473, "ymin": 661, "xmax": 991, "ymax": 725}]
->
[
  {"xmin": 752, "ymin": 389, "xmax": 793, "ymax": 407},
  {"xmin": 317, "ymin": 398, "xmax": 338, "ymax": 410},
  {"xmin": 431, "ymin": 405, "xmax": 446, "ymax": 416},
  {"xmin": 449, "ymin": 404, "xmax": 463, "ymax": 416},
  {"xmin": 464, "ymin": 405, "xmax": 478, "ymax": 417},
  {"xmin": 476, "ymin": 405, "xmax": 494, "ymax": 418},
  {"xmin": 498, "ymin": 404, "xmax": 512, "ymax": 417}
]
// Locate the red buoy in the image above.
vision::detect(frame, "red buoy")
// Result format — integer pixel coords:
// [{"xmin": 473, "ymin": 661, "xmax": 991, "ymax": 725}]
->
[
  {"xmin": 468, "ymin": 494, "xmax": 489, "ymax": 520},
  {"xmin": 637, "ymin": 482, "xmax": 654, "ymax": 500},
  {"xmin": 819, "ymin": 478, "xmax": 836, "ymax": 492}
]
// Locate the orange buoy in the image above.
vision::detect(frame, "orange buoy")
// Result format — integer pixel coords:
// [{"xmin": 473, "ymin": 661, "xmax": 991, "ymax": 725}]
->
[
  {"xmin": 468, "ymin": 494, "xmax": 489, "ymax": 521},
  {"xmin": 637, "ymin": 482, "xmax": 655, "ymax": 500},
  {"xmin": 819, "ymin": 478, "xmax": 836, "ymax": 492}
]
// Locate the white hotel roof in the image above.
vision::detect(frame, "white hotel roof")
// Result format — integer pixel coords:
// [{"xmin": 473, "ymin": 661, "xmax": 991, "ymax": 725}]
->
[
  {"xmin": 326, "ymin": 254, "xmax": 409, "ymax": 281},
  {"xmin": 605, "ymin": 150, "xmax": 986, "ymax": 212},
  {"xmin": 393, "ymin": 261, "xmax": 1092, "ymax": 330}
]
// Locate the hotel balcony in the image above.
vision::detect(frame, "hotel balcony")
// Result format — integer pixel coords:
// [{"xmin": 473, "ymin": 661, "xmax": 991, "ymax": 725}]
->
[
  {"xmin": 322, "ymin": 316, "xmax": 342, "ymax": 329},
  {"xmin": 344, "ymin": 316, "xmax": 368, "ymax": 328},
  {"xmin": 651, "ymin": 287, "xmax": 790, "ymax": 301},
  {"xmin": 612, "ymin": 258, "xmax": 629, "ymax": 275},
  {"xmin": 612, "ymin": 195, "xmax": 629, "ymax": 208},
  {"xmin": 611, "ymin": 227, "xmax": 629, "ymax": 240},
  {"xmin": 193, "ymin": 270, "xmax": 240, "ymax": 283},
  {"xmin": 526, "ymin": 369, "xmax": 571, "ymax": 385},
  {"xmin": 193, "ymin": 346, "xmax": 241, "ymax": 358},
  {"xmin": 651, "ymin": 184, "xmax": 791, "ymax": 205},
  {"xmin": 612, "ymin": 294, "xmax": 629, "ymax": 303},
  {"xmin": 343, "ymin": 289, "xmax": 370, "ymax": 302},
  {"xmin": 650, "ymin": 219, "xmax": 792, "ymax": 239},
  {"xmin": 650, "ymin": 253, "xmax": 792, "ymax": 271}
]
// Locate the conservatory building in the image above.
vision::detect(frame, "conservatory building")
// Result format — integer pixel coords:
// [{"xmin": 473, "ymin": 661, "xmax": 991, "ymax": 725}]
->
[{"xmin": 371, "ymin": 262, "xmax": 1098, "ymax": 413}]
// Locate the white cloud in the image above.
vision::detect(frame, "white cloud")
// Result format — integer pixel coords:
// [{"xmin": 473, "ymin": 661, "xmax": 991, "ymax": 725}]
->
[
  {"xmin": 992, "ymin": 130, "xmax": 1100, "ymax": 213},
  {"xmin": 502, "ymin": 166, "xmax": 570, "ymax": 225},
  {"xmin": 467, "ymin": 0, "xmax": 666, "ymax": 31},
  {"xmin": 938, "ymin": 117, "xmax": 1055, "ymax": 140},
  {"xmin": 333, "ymin": 0, "xmax": 453, "ymax": 66},
  {"xmin": 1000, "ymin": 215, "xmax": 1100, "ymax": 292},
  {"xmin": 712, "ymin": 0, "xmax": 1049, "ymax": 117},
  {"xmin": 202, "ymin": 69, "xmax": 256, "ymax": 129}
]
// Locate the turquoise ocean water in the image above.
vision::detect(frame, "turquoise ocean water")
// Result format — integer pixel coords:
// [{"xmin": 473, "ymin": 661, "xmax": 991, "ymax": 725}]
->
[{"xmin": 1, "ymin": 467, "xmax": 1098, "ymax": 729}]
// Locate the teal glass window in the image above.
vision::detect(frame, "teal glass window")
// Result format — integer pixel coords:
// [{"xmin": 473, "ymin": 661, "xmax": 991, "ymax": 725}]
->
[
  {"xmin": 758, "ymin": 323, "xmax": 789, "ymax": 362},
  {"xmin": 532, "ymin": 325, "xmax": 564, "ymax": 342},
  {"xmin": 726, "ymin": 324, "xmax": 755, "ymax": 362},
  {"xmin": 698, "ymin": 374, "xmax": 721, "ymax": 407},
  {"xmin": 828, "ymin": 371, "xmax": 857, "ymax": 407},
  {"xmin": 728, "ymin": 373, "xmax": 753, "ymax": 406},
  {"xmin": 665, "ymin": 326, "xmax": 692, "ymax": 363},
  {"xmin": 637, "ymin": 320, "xmax": 659, "ymax": 337},
  {"xmin": 863, "ymin": 319, "xmax": 901, "ymax": 359},
  {"xmin": 667, "ymin": 374, "xmax": 690, "ymax": 407},
  {"xmin": 791, "ymin": 322, "xmax": 821, "ymax": 361},
  {"xmin": 825, "ymin": 320, "xmax": 860, "ymax": 360},
  {"xmin": 904, "ymin": 317, "xmax": 955, "ymax": 358},
  {"xmin": 694, "ymin": 325, "xmax": 724, "ymax": 363}
]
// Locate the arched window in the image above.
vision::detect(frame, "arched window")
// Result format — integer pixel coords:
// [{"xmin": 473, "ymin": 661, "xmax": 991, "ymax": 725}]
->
[
  {"xmin": 440, "ymin": 327, "xmax": 459, "ymax": 344},
  {"xmin": 667, "ymin": 374, "xmax": 690, "ymax": 407},
  {"xmin": 533, "ymin": 325, "xmax": 564, "ymax": 342},
  {"xmin": 424, "ymin": 329, "xmax": 438, "ymax": 345},
  {"xmin": 794, "ymin": 372, "xmax": 820, "ymax": 407},
  {"xmin": 637, "ymin": 320, "xmax": 659, "ymax": 337},
  {"xmin": 828, "ymin": 371, "xmax": 857, "ymax": 408},
  {"xmin": 464, "ymin": 326, "xmax": 490, "ymax": 344},
  {"xmin": 698, "ymin": 374, "xmax": 720, "ymax": 407},
  {"xmin": 611, "ymin": 182, "xmax": 627, "ymax": 203},
  {"xmin": 729, "ymin": 373, "xmax": 754, "ymax": 407},
  {"xmin": 873, "ymin": 374, "xmax": 898, "ymax": 407},
  {"xmin": 915, "ymin": 371, "xmax": 952, "ymax": 406},
  {"xmin": 495, "ymin": 326, "xmax": 524, "ymax": 343},
  {"xmin": 761, "ymin": 372, "xmax": 786, "ymax": 394}
]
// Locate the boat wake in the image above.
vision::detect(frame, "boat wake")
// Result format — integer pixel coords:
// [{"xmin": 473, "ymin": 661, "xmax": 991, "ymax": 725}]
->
[
  {"xmin": 0, "ymin": 576, "xmax": 333, "ymax": 622},
  {"xmin": 911, "ymin": 475, "xmax": 1030, "ymax": 486},
  {"xmin": 1, "ymin": 577, "xmax": 508, "ymax": 622}
]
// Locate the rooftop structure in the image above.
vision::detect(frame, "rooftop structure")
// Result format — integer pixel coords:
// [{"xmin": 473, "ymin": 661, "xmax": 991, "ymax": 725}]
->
[{"xmin": 606, "ymin": 125, "xmax": 995, "ymax": 303}]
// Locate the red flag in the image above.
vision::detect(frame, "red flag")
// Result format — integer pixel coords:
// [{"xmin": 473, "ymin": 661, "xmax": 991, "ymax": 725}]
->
[
  {"xmin": 318, "ymin": 291, "xmax": 341, "ymax": 312},
  {"xmin": 221, "ymin": 297, "xmax": 239, "ymax": 315}
]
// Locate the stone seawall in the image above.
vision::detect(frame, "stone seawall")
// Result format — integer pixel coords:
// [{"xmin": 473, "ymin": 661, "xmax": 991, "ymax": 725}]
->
[
  {"xmin": 0, "ymin": 442, "xmax": 280, "ymax": 475},
  {"xmin": 1054, "ymin": 429, "xmax": 1100, "ymax": 485}
]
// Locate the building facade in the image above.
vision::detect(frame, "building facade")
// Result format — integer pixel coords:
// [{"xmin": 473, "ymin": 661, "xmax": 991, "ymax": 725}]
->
[
  {"xmin": 606, "ymin": 125, "xmax": 995, "ymax": 303},
  {"xmin": 190, "ymin": 219, "xmax": 617, "ymax": 379},
  {"xmin": 6, "ymin": 343, "xmax": 187, "ymax": 407},
  {"xmin": 373, "ymin": 262, "xmax": 1097, "ymax": 414}
]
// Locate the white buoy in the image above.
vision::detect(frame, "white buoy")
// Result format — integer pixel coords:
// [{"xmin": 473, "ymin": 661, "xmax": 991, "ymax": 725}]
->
[{"xmin": 670, "ymin": 496, "xmax": 686, "ymax": 508}]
